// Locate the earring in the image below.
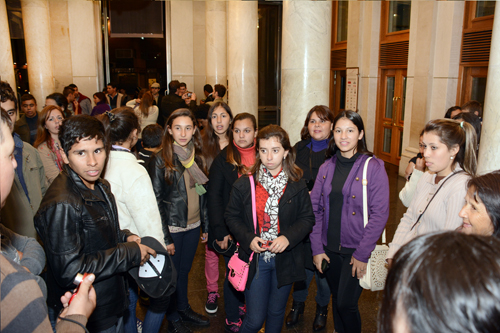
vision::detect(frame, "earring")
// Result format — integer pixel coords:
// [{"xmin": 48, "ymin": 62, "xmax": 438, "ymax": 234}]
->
[
  {"xmin": 283, "ymin": 156, "xmax": 286, "ymax": 160},
  {"xmin": 450, "ymin": 156, "xmax": 454, "ymax": 160}
]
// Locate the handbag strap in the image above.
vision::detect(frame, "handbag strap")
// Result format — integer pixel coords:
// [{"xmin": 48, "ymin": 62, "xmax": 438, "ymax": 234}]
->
[
  {"xmin": 362, "ymin": 157, "xmax": 386, "ymax": 244},
  {"xmin": 410, "ymin": 170, "xmax": 464, "ymax": 231},
  {"xmin": 248, "ymin": 175, "xmax": 257, "ymax": 261}
]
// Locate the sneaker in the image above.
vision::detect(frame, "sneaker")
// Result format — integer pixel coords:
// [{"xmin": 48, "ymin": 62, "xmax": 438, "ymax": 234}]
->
[
  {"xmin": 225, "ymin": 318, "xmax": 242, "ymax": 333},
  {"xmin": 167, "ymin": 320, "xmax": 193, "ymax": 333},
  {"xmin": 238, "ymin": 305, "xmax": 246, "ymax": 319},
  {"xmin": 178, "ymin": 306, "xmax": 210, "ymax": 326},
  {"xmin": 205, "ymin": 292, "xmax": 220, "ymax": 314}
]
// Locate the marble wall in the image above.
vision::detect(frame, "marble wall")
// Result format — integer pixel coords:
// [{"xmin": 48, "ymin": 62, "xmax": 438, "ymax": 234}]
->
[
  {"xmin": 170, "ymin": 1, "xmax": 206, "ymax": 100},
  {"xmin": 478, "ymin": 2, "xmax": 500, "ymax": 174},
  {"xmin": 21, "ymin": 0, "xmax": 54, "ymax": 106},
  {"xmin": 346, "ymin": 1, "xmax": 381, "ymax": 152},
  {"xmin": 227, "ymin": 1, "xmax": 258, "ymax": 117},
  {"xmin": 205, "ymin": 1, "xmax": 227, "ymax": 91},
  {"xmin": 0, "ymin": 1, "xmax": 16, "ymax": 90},
  {"xmin": 399, "ymin": 1, "xmax": 464, "ymax": 176},
  {"xmin": 281, "ymin": 1, "xmax": 332, "ymax": 145}
]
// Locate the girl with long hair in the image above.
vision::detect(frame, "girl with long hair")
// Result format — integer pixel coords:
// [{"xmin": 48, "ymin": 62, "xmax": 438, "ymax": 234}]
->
[
  {"xmin": 225, "ymin": 124, "xmax": 315, "ymax": 333},
  {"xmin": 126, "ymin": 89, "xmax": 159, "ymax": 134},
  {"xmin": 202, "ymin": 101, "xmax": 233, "ymax": 315},
  {"xmin": 148, "ymin": 108, "xmax": 210, "ymax": 332},
  {"xmin": 387, "ymin": 118, "xmax": 478, "ymax": 264},
  {"xmin": 310, "ymin": 110, "xmax": 390, "ymax": 333},
  {"xmin": 33, "ymin": 105, "xmax": 65, "ymax": 186},
  {"xmin": 286, "ymin": 105, "xmax": 333, "ymax": 331},
  {"xmin": 207, "ymin": 113, "xmax": 257, "ymax": 332},
  {"xmin": 101, "ymin": 107, "xmax": 167, "ymax": 333}
]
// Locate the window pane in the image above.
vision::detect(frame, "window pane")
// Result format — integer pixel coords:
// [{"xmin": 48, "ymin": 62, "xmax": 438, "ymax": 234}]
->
[
  {"xmin": 385, "ymin": 77, "xmax": 395, "ymax": 119},
  {"xmin": 337, "ymin": 1, "xmax": 348, "ymax": 42},
  {"xmin": 471, "ymin": 77, "xmax": 487, "ymax": 106},
  {"xmin": 383, "ymin": 128, "xmax": 392, "ymax": 153},
  {"xmin": 476, "ymin": 1, "xmax": 495, "ymax": 18},
  {"xmin": 388, "ymin": 1, "xmax": 411, "ymax": 33}
]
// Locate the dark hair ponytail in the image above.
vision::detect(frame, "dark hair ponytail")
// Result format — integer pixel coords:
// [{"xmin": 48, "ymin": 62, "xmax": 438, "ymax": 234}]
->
[{"xmin": 100, "ymin": 107, "xmax": 141, "ymax": 145}]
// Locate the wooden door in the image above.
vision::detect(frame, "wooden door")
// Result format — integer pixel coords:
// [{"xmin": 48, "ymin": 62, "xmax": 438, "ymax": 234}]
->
[{"xmin": 376, "ymin": 68, "xmax": 407, "ymax": 165}]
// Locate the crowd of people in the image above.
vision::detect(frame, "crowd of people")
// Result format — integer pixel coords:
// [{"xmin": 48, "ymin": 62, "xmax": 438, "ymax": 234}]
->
[{"xmin": 1, "ymin": 77, "xmax": 500, "ymax": 333}]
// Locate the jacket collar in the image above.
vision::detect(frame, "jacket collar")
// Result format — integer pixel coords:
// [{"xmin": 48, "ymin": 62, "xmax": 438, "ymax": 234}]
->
[{"xmin": 63, "ymin": 164, "xmax": 107, "ymax": 203}]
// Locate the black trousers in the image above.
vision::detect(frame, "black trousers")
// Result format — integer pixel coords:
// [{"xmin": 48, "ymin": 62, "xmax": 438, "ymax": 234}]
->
[{"xmin": 324, "ymin": 249, "xmax": 363, "ymax": 333}]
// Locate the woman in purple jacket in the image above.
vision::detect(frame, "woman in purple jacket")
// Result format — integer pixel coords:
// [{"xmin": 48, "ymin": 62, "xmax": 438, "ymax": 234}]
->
[{"xmin": 309, "ymin": 110, "xmax": 389, "ymax": 333}]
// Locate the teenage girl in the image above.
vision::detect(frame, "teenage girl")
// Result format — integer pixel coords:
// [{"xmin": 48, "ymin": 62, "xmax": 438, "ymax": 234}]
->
[
  {"xmin": 207, "ymin": 112, "xmax": 257, "ymax": 332},
  {"xmin": 310, "ymin": 110, "xmax": 390, "ymax": 333},
  {"xmin": 286, "ymin": 105, "xmax": 333, "ymax": 331},
  {"xmin": 148, "ymin": 108, "xmax": 210, "ymax": 332},
  {"xmin": 225, "ymin": 124, "xmax": 315, "ymax": 333},
  {"xmin": 202, "ymin": 102, "xmax": 233, "ymax": 314},
  {"xmin": 387, "ymin": 118, "xmax": 477, "ymax": 263},
  {"xmin": 101, "ymin": 107, "xmax": 167, "ymax": 333}
]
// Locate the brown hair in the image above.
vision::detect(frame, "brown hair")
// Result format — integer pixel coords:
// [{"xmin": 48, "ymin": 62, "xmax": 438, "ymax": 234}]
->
[
  {"xmin": 33, "ymin": 105, "xmax": 65, "ymax": 149},
  {"xmin": 461, "ymin": 100, "xmax": 482, "ymax": 118},
  {"xmin": 161, "ymin": 109, "xmax": 206, "ymax": 184},
  {"xmin": 138, "ymin": 89, "xmax": 154, "ymax": 117},
  {"xmin": 100, "ymin": 107, "xmax": 141, "ymax": 145},
  {"xmin": 226, "ymin": 113, "xmax": 257, "ymax": 175},
  {"xmin": 423, "ymin": 119, "xmax": 477, "ymax": 176},
  {"xmin": 300, "ymin": 105, "xmax": 335, "ymax": 140},
  {"xmin": 202, "ymin": 102, "xmax": 233, "ymax": 169},
  {"xmin": 250, "ymin": 124, "xmax": 303, "ymax": 182}
]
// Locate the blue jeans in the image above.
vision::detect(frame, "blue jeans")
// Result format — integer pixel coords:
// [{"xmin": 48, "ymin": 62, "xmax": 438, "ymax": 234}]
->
[
  {"xmin": 223, "ymin": 255, "xmax": 245, "ymax": 322},
  {"xmin": 166, "ymin": 226, "xmax": 200, "ymax": 321},
  {"xmin": 125, "ymin": 283, "xmax": 168, "ymax": 333},
  {"xmin": 292, "ymin": 267, "xmax": 331, "ymax": 306},
  {"xmin": 241, "ymin": 256, "xmax": 293, "ymax": 333}
]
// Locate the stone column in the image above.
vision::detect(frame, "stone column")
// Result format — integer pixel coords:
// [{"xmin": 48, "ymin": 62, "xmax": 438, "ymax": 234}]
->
[
  {"xmin": 281, "ymin": 1, "xmax": 332, "ymax": 144},
  {"xmin": 20, "ymin": 0, "xmax": 54, "ymax": 105},
  {"xmin": 227, "ymin": 1, "xmax": 258, "ymax": 118},
  {"xmin": 0, "ymin": 1, "xmax": 16, "ymax": 89},
  {"xmin": 477, "ymin": 2, "xmax": 500, "ymax": 174},
  {"xmin": 205, "ymin": 1, "xmax": 227, "ymax": 90}
]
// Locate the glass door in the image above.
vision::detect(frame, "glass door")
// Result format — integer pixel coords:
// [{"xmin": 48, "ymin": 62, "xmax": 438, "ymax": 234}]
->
[{"xmin": 377, "ymin": 69, "xmax": 407, "ymax": 165}]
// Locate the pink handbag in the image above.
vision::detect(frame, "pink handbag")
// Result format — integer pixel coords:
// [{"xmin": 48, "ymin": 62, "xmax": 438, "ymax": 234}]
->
[{"xmin": 227, "ymin": 175, "xmax": 257, "ymax": 292}]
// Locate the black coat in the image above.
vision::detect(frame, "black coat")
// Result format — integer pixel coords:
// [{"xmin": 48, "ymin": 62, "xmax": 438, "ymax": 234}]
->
[
  {"xmin": 224, "ymin": 175, "xmax": 315, "ymax": 288},
  {"xmin": 148, "ymin": 151, "xmax": 209, "ymax": 246},
  {"xmin": 293, "ymin": 139, "xmax": 328, "ymax": 191},
  {"xmin": 207, "ymin": 148, "xmax": 239, "ymax": 255},
  {"xmin": 158, "ymin": 94, "xmax": 197, "ymax": 127},
  {"xmin": 34, "ymin": 165, "xmax": 141, "ymax": 330}
]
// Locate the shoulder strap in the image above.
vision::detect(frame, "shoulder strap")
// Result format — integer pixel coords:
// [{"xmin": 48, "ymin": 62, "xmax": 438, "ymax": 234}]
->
[
  {"xmin": 362, "ymin": 157, "xmax": 386, "ymax": 243},
  {"xmin": 410, "ymin": 170, "xmax": 464, "ymax": 231},
  {"xmin": 249, "ymin": 175, "xmax": 257, "ymax": 232}
]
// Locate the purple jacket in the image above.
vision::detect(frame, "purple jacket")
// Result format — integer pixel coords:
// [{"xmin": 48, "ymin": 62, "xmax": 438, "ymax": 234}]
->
[{"xmin": 309, "ymin": 154, "xmax": 389, "ymax": 263}]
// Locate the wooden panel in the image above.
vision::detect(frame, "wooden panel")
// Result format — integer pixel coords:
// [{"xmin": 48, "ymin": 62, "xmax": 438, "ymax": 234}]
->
[
  {"xmin": 379, "ymin": 41, "xmax": 409, "ymax": 67},
  {"xmin": 461, "ymin": 30, "xmax": 492, "ymax": 63},
  {"xmin": 331, "ymin": 49, "xmax": 347, "ymax": 70}
]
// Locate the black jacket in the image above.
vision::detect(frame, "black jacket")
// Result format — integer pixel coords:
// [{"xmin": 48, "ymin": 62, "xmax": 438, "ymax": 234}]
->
[
  {"xmin": 34, "ymin": 165, "xmax": 142, "ymax": 330},
  {"xmin": 293, "ymin": 139, "xmax": 328, "ymax": 191},
  {"xmin": 148, "ymin": 151, "xmax": 209, "ymax": 246},
  {"xmin": 224, "ymin": 175, "xmax": 315, "ymax": 288},
  {"xmin": 207, "ymin": 148, "xmax": 238, "ymax": 255},
  {"xmin": 158, "ymin": 94, "xmax": 197, "ymax": 127}
]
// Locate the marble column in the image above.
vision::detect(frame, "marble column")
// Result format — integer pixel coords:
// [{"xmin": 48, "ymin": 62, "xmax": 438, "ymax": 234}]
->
[
  {"xmin": 0, "ymin": 1, "xmax": 16, "ymax": 89},
  {"xmin": 281, "ymin": 1, "xmax": 332, "ymax": 144},
  {"xmin": 171, "ymin": 1, "xmax": 195, "ymax": 92},
  {"xmin": 227, "ymin": 1, "xmax": 258, "ymax": 117},
  {"xmin": 477, "ymin": 2, "xmax": 500, "ymax": 174},
  {"xmin": 205, "ymin": 1, "xmax": 227, "ymax": 90},
  {"xmin": 20, "ymin": 0, "xmax": 54, "ymax": 105}
]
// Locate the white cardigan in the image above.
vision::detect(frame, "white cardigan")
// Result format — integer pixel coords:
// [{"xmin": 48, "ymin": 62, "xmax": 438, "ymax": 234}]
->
[
  {"xmin": 104, "ymin": 150, "xmax": 166, "ymax": 247},
  {"xmin": 388, "ymin": 165, "xmax": 469, "ymax": 259}
]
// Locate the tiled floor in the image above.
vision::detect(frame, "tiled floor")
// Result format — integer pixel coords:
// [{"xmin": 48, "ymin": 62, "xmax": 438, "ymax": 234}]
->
[{"xmin": 138, "ymin": 163, "xmax": 407, "ymax": 332}]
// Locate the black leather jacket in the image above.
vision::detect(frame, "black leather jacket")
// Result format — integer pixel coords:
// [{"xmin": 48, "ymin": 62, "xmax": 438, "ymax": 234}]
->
[
  {"xmin": 34, "ymin": 165, "xmax": 142, "ymax": 330},
  {"xmin": 148, "ymin": 151, "xmax": 209, "ymax": 246}
]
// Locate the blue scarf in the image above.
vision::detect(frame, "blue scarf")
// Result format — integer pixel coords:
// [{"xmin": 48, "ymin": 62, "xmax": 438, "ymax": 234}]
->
[{"xmin": 307, "ymin": 138, "xmax": 329, "ymax": 152}]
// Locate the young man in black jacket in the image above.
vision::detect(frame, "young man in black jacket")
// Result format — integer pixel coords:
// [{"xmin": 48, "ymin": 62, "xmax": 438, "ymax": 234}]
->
[{"xmin": 35, "ymin": 115, "xmax": 156, "ymax": 333}]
